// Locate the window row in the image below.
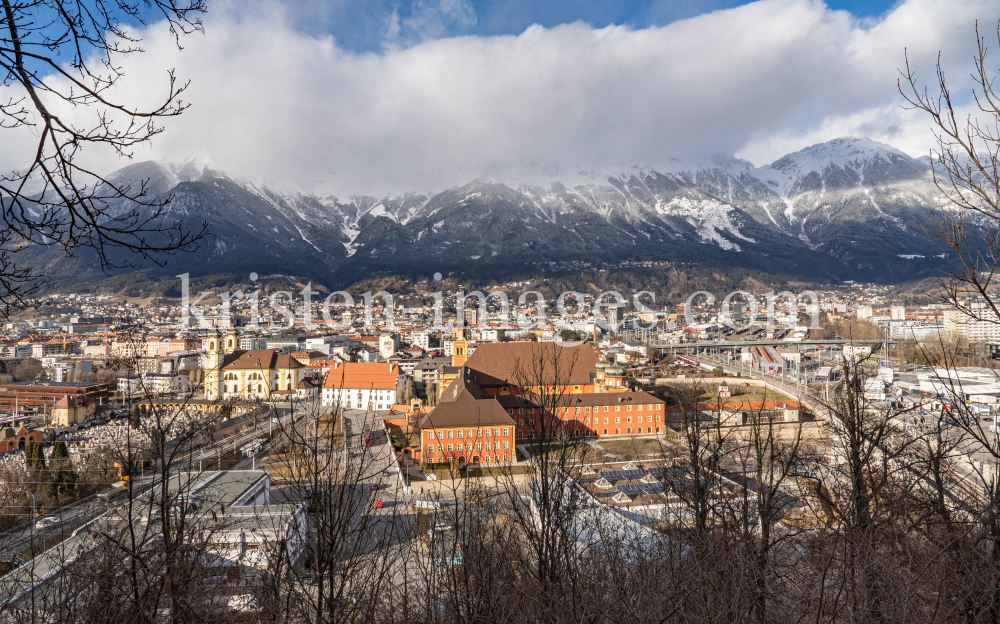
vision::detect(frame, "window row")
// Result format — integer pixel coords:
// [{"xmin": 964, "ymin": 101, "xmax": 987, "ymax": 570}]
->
[
  {"xmin": 426, "ymin": 441, "xmax": 510, "ymax": 453},
  {"xmin": 427, "ymin": 428, "xmax": 509, "ymax": 440},
  {"xmin": 430, "ymin": 455, "xmax": 509, "ymax": 463},
  {"xmin": 507, "ymin": 404, "xmax": 663, "ymax": 416}
]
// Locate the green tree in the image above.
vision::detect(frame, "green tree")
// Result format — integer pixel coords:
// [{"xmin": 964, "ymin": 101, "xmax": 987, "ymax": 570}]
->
[
  {"xmin": 25, "ymin": 441, "xmax": 45, "ymax": 471},
  {"xmin": 559, "ymin": 329, "xmax": 579, "ymax": 342},
  {"xmin": 712, "ymin": 366, "xmax": 724, "ymax": 377},
  {"xmin": 47, "ymin": 441, "xmax": 78, "ymax": 498},
  {"xmin": 50, "ymin": 440, "xmax": 69, "ymax": 462}
]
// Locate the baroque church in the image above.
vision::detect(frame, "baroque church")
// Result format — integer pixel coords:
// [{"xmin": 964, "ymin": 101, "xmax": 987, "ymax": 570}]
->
[{"xmin": 204, "ymin": 329, "xmax": 306, "ymax": 401}]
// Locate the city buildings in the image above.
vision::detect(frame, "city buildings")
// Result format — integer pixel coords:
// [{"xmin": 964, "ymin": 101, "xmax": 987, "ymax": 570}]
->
[
  {"xmin": 117, "ymin": 372, "xmax": 190, "ymax": 398},
  {"xmin": 944, "ymin": 302, "xmax": 1000, "ymax": 342},
  {"xmin": 0, "ymin": 381, "xmax": 109, "ymax": 421},
  {"xmin": 741, "ymin": 346, "xmax": 787, "ymax": 374}
]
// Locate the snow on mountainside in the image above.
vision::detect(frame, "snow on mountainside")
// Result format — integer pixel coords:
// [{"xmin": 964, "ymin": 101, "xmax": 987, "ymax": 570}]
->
[
  {"xmin": 78, "ymin": 136, "xmax": 952, "ymax": 285},
  {"xmin": 765, "ymin": 136, "xmax": 917, "ymax": 187}
]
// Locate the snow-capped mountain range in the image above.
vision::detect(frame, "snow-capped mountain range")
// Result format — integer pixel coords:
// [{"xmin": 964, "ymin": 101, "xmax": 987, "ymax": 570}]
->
[{"xmin": 79, "ymin": 136, "xmax": 955, "ymax": 285}]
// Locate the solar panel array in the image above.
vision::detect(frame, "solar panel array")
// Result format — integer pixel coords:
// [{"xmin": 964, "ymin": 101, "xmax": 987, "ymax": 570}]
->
[
  {"xmin": 616, "ymin": 482, "xmax": 664, "ymax": 494},
  {"xmin": 592, "ymin": 491, "xmax": 622, "ymax": 499},
  {"xmin": 600, "ymin": 469, "xmax": 647, "ymax": 481}
]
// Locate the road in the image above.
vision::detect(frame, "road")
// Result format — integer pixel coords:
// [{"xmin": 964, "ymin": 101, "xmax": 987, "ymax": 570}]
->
[{"xmin": 340, "ymin": 408, "xmax": 427, "ymax": 591}]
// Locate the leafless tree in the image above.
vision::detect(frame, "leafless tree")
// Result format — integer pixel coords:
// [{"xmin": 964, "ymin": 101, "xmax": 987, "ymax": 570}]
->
[
  {"xmin": 898, "ymin": 22, "xmax": 1000, "ymax": 621},
  {"xmin": 0, "ymin": 0, "xmax": 209, "ymax": 316},
  {"xmin": 660, "ymin": 380, "xmax": 730, "ymax": 540},
  {"xmin": 900, "ymin": 21, "xmax": 1000, "ymax": 327},
  {"xmin": 730, "ymin": 400, "xmax": 807, "ymax": 623},
  {"xmin": 490, "ymin": 345, "xmax": 596, "ymax": 623},
  {"xmin": 260, "ymin": 381, "xmax": 410, "ymax": 624}
]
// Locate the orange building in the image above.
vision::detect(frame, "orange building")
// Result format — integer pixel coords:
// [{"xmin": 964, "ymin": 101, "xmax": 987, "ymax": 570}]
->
[
  {"xmin": 419, "ymin": 368, "xmax": 516, "ymax": 466},
  {"xmin": 498, "ymin": 391, "xmax": 665, "ymax": 439},
  {"xmin": 420, "ymin": 342, "xmax": 665, "ymax": 462}
]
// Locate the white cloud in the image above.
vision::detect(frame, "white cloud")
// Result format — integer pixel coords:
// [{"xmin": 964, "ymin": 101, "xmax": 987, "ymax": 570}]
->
[{"xmin": 9, "ymin": 0, "xmax": 999, "ymax": 196}]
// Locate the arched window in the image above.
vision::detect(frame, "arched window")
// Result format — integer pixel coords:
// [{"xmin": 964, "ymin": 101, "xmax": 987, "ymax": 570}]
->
[{"xmin": 615, "ymin": 428, "xmax": 620, "ymax": 435}]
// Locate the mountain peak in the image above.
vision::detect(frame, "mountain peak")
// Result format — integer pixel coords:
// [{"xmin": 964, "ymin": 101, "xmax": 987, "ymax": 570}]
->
[{"xmin": 765, "ymin": 136, "xmax": 915, "ymax": 178}]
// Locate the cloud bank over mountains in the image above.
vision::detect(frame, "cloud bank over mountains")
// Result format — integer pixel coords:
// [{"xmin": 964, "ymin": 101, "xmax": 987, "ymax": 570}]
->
[{"xmin": 3, "ymin": 0, "xmax": 998, "ymax": 196}]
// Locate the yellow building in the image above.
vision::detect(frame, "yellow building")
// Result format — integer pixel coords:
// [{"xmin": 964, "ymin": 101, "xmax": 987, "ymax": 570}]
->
[
  {"xmin": 52, "ymin": 395, "xmax": 96, "ymax": 426},
  {"xmin": 205, "ymin": 329, "xmax": 305, "ymax": 401}
]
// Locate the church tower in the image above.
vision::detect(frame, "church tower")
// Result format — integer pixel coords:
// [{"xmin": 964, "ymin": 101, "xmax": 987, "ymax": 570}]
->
[
  {"xmin": 204, "ymin": 329, "xmax": 223, "ymax": 400},
  {"xmin": 451, "ymin": 327, "xmax": 468, "ymax": 368},
  {"xmin": 223, "ymin": 329, "xmax": 238, "ymax": 355}
]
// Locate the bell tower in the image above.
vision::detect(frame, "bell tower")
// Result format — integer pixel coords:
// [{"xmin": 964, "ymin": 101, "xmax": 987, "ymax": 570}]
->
[
  {"xmin": 451, "ymin": 327, "xmax": 468, "ymax": 368},
  {"xmin": 204, "ymin": 329, "xmax": 223, "ymax": 400},
  {"xmin": 224, "ymin": 329, "xmax": 238, "ymax": 354}
]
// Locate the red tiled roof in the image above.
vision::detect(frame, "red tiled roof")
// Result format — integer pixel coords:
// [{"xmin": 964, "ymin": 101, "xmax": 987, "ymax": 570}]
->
[
  {"xmin": 323, "ymin": 362, "xmax": 401, "ymax": 390},
  {"xmin": 222, "ymin": 350, "xmax": 304, "ymax": 371},
  {"xmin": 53, "ymin": 395, "xmax": 94, "ymax": 409},
  {"xmin": 463, "ymin": 342, "xmax": 598, "ymax": 387}
]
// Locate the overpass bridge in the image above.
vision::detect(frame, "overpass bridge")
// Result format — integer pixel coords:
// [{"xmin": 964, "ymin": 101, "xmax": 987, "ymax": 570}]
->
[{"xmin": 649, "ymin": 338, "xmax": 893, "ymax": 350}]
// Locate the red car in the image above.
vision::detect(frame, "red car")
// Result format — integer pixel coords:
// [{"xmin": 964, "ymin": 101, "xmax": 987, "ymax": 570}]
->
[{"xmin": 372, "ymin": 499, "xmax": 383, "ymax": 508}]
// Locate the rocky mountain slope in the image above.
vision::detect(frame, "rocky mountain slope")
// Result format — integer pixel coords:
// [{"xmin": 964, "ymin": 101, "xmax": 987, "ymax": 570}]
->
[{"xmin": 50, "ymin": 136, "xmax": 957, "ymax": 287}]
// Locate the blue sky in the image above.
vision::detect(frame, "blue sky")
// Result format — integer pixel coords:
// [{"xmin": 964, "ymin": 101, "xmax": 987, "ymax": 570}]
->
[{"xmin": 285, "ymin": 0, "xmax": 904, "ymax": 52}]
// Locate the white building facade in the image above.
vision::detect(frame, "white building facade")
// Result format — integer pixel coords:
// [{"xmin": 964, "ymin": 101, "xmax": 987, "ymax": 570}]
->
[{"xmin": 321, "ymin": 362, "xmax": 406, "ymax": 411}]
